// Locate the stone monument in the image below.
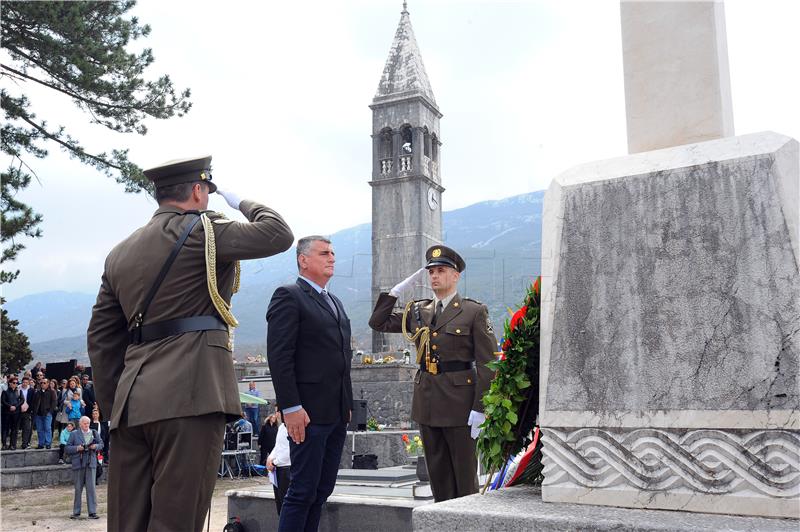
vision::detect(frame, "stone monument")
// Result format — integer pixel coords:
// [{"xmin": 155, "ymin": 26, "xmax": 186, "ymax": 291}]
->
[
  {"xmin": 370, "ymin": 2, "xmax": 444, "ymax": 353},
  {"xmin": 538, "ymin": 0, "xmax": 799, "ymax": 518}
]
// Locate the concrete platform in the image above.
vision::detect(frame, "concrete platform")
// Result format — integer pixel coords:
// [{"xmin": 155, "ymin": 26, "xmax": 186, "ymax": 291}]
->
[
  {"xmin": 412, "ymin": 486, "xmax": 800, "ymax": 531},
  {"xmin": 228, "ymin": 483, "xmax": 433, "ymax": 532}
]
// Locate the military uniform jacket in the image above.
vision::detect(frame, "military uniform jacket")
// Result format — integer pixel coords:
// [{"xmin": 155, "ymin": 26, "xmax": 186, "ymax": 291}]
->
[
  {"xmin": 87, "ymin": 200, "xmax": 293, "ymax": 429},
  {"xmin": 369, "ymin": 292, "xmax": 497, "ymax": 427}
]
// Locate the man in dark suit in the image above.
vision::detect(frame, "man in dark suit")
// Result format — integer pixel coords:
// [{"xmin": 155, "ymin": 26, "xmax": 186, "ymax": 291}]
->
[
  {"xmin": 88, "ymin": 156, "xmax": 294, "ymax": 531},
  {"xmin": 267, "ymin": 235, "xmax": 353, "ymax": 532}
]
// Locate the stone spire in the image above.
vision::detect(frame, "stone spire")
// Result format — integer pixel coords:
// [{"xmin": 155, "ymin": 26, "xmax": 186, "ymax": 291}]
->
[{"xmin": 374, "ymin": 2, "xmax": 436, "ymax": 106}]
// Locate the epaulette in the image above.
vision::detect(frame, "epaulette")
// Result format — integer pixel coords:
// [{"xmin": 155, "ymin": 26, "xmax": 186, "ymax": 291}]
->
[
  {"xmin": 204, "ymin": 211, "xmax": 234, "ymax": 224},
  {"xmin": 461, "ymin": 297, "xmax": 484, "ymax": 306}
]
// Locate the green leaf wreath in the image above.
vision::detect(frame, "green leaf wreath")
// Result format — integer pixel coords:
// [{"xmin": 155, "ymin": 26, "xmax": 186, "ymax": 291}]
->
[{"xmin": 477, "ymin": 277, "xmax": 541, "ymax": 478}]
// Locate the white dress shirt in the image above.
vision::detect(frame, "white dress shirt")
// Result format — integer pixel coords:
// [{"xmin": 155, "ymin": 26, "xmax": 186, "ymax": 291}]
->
[{"xmin": 268, "ymin": 424, "xmax": 291, "ymax": 467}]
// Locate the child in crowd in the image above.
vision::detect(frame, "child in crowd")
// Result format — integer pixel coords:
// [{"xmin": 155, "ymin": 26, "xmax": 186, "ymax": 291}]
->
[
  {"xmin": 66, "ymin": 392, "xmax": 83, "ymax": 424},
  {"xmin": 58, "ymin": 422, "xmax": 74, "ymax": 464}
]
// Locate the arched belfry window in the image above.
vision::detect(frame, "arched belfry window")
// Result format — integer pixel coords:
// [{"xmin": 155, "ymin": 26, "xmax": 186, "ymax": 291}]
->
[
  {"xmin": 379, "ymin": 128, "xmax": 393, "ymax": 176},
  {"xmin": 431, "ymin": 134, "xmax": 439, "ymax": 162},
  {"xmin": 399, "ymin": 125, "xmax": 413, "ymax": 172},
  {"xmin": 423, "ymin": 127, "xmax": 431, "ymax": 158}
]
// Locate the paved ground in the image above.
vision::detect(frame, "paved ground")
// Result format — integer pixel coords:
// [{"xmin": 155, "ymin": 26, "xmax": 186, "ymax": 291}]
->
[{"xmin": 0, "ymin": 477, "xmax": 264, "ymax": 531}]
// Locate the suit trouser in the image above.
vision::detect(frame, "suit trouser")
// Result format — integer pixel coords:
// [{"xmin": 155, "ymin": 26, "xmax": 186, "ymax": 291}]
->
[
  {"xmin": 20, "ymin": 412, "xmax": 32, "ymax": 446},
  {"xmin": 279, "ymin": 421, "xmax": 346, "ymax": 532},
  {"xmin": 73, "ymin": 465, "xmax": 98, "ymax": 515},
  {"xmin": 419, "ymin": 424, "xmax": 479, "ymax": 502},
  {"xmin": 108, "ymin": 412, "xmax": 225, "ymax": 532}
]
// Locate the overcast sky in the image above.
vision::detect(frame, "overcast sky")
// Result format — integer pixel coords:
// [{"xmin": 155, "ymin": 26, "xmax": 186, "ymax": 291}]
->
[{"xmin": 3, "ymin": 0, "xmax": 798, "ymax": 301}]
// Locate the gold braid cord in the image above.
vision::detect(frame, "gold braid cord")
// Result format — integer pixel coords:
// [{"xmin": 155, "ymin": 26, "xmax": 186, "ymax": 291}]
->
[
  {"xmin": 401, "ymin": 301, "xmax": 437, "ymax": 374},
  {"xmin": 201, "ymin": 213, "xmax": 240, "ymax": 349}
]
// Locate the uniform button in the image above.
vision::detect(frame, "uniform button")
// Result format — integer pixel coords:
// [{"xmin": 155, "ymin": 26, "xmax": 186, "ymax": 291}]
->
[
  {"xmin": 432, "ymin": 345, "xmax": 438, "ymax": 350},
  {"xmin": 456, "ymin": 329, "xmax": 461, "ymax": 334},
  {"xmin": 467, "ymin": 379, "xmax": 472, "ymax": 384},
  {"xmin": 415, "ymin": 327, "xmax": 419, "ymax": 332},
  {"xmin": 432, "ymin": 332, "xmax": 438, "ymax": 337},
  {"xmin": 454, "ymin": 302, "xmax": 459, "ymax": 307}
]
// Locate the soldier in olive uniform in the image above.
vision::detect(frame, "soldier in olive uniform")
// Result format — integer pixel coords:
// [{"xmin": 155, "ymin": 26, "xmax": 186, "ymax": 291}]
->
[
  {"xmin": 369, "ymin": 245, "xmax": 497, "ymax": 502},
  {"xmin": 88, "ymin": 156, "xmax": 293, "ymax": 531}
]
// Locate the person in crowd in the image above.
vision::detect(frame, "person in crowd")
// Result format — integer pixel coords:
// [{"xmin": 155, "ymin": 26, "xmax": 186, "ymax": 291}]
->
[
  {"xmin": 59, "ymin": 421, "xmax": 75, "ymax": 464},
  {"xmin": 81, "ymin": 374, "xmax": 96, "ymax": 415},
  {"xmin": 369, "ymin": 245, "xmax": 497, "ymax": 502},
  {"xmin": 267, "ymin": 235, "xmax": 353, "ymax": 532},
  {"xmin": 266, "ymin": 407, "xmax": 291, "ymax": 515},
  {"xmin": 244, "ymin": 380, "xmax": 261, "ymax": 428},
  {"xmin": 259, "ymin": 406, "xmax": 280, "ymax": 466},
  {"xmin": 17, "ymin": 376, "xmax": 34, "ymax": 449},
  {"xmin": 49, "ymin": 379, "xmax": 60, "ymax": 436},
  {"xmin": 89, "ymin": 407, "xmax": 109, "ymax": 484},
  {"xmin": 1, "ymin": 374, "xmax": 7, "ymax": 393},
  {"xmin": 32, "ymin": 377, "xmax": 57, "ymax": 449},
  {"xmin": 65, "ymin": 377, "xmax": 81, "ymax": 401},
  {"xmin": 1, "ymin": 377, "xmax": 23, "ymax": 449},
  {"xmin": 87, "ymin": 155, "xmax": 293, "ymax": 532},
  {"xmin": 66, "ymin": 391, "xmax": 83, "ymax": 424},
  {"xmin": 65, "ymin": 415, "xmax": 102, "ymax": 519}
]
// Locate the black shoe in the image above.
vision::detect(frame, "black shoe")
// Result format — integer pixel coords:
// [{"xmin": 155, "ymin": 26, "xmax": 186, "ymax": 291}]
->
[
  {"xmin": 21, "ymin": 445, "xmax": 29, "ymax": 449},
  {"xmin": 70, "ymin": 514, "xmax": 80, "ymax": 519},
  {"xmin": 9, "ymin": 446, "xmax": 16, "ymax": 450},
  {"xmin": 88, "ymin": 513, "xmax": 99, "ymax": 519},
  {"xmin": 36, "ymin": 445, "xmax": 44, "ymax": 449},
  {"xmin": 45, "ymin": 445, "xmax": 51, "ymax": 449}
]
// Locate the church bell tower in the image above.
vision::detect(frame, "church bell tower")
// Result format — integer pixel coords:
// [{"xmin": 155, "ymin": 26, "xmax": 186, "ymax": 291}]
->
[{"xmin": 370, "ymin": 3, "xmax": 443, "ymax": 353}]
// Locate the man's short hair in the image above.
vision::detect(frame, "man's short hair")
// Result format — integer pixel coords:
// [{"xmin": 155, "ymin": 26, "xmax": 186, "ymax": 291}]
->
[
  {"xmin": 154, "ymin": 180, "xmax": 206, "ymax": 204},
  {"xmin": 296, "ymin": 235, "xmax": 331, "ymax": 271},
  {"xmin": 81, "ymin": 374, "xmax": 90, "ymax": 379}
]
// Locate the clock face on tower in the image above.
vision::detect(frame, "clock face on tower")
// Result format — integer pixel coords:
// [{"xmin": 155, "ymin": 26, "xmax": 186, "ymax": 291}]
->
[{"xmin": 427, "ymin": 187, "xmax": 439, "ymax": 211}]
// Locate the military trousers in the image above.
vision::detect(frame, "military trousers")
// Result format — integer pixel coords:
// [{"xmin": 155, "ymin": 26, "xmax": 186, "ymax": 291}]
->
[
  {"xmin": 107, "ymin": 412, "xmax": 225, "ymax": 532},
  {"xmin": 419, "ymin": 424, "xmax": 479, "ymax": 502}
]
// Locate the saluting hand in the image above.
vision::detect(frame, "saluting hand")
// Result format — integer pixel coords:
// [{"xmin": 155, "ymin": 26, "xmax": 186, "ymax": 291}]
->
[
  {"xmin": 389, "ymin": 267, "xmax": 428, "ymax": 302},
  {"xmin": 284, "ymin": 408, "xmax": 311, "ymax": 444},
  {"xmin": 216, "ymin": 188, "xmax": 243, "ymax": 210}
]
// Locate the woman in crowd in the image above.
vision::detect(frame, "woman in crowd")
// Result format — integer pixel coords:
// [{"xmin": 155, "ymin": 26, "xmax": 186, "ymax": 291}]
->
[
  {"xmin": 49, "ymin": 379, "xmax": 60, "ymax": 436},
  {"xmin": 89, "ymin": 407, "xmax": 110, "ymax": 484}
]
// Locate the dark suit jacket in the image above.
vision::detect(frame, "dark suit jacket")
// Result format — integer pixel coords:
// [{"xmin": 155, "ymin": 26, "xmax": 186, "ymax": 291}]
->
[
  {"xmin": 266, "ymin": 278, "xmax": 353, "ymax": 425},
  {"xmin": 88, "ymin": 200, "xmax": 293, "ymax": 429}
]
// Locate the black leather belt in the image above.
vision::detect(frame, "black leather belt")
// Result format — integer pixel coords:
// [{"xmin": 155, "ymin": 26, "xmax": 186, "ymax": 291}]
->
[
  {"xmin": 420, "ymin": 360, "xmax": 474, "ymax": 374},
  {"xmin": 129, "ymin": 315, "xmax": 227, "ymax": 345}
]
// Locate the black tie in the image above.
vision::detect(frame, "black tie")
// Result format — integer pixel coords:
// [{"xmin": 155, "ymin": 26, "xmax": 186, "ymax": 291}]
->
[
  {"xmin": 432, "ymin": 301, "xmax": 443, "ymax": 327},
  {"xmin": 321, "ymin": 289, "xmax": 338, "ymax": 319}
]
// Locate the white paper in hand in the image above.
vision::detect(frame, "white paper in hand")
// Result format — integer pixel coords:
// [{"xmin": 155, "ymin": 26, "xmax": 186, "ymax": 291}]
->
[{"xmin": 268, "ymin": 469, "xmax": 277, "ymax": 487}]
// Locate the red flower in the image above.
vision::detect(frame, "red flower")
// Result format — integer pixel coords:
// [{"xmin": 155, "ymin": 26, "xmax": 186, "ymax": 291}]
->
[
  {"xmin": 402, "ymin": 434, "xmax": 410, "ymax": 443},
  {"xmin": 510, "ymin": 306, "xmax": 528, "ymax": 331},
  {"xmin": 498, "ymin": 352, "xmax": 506, "ymax": 361},
  {"xmin": 502, "ymin": 338, "xmax": 511, "ymax": 351}
]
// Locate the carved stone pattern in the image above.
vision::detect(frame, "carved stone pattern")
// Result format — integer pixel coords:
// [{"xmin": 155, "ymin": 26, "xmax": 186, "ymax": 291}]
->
[{"xmin": 542, "ymin": 427, "xmax": 800, "ymax": 498}]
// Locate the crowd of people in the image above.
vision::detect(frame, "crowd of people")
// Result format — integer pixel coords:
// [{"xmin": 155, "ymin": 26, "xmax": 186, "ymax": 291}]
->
[{"xmin": 1, "ymin": 366, "xmax": 110, "ymax": 485}]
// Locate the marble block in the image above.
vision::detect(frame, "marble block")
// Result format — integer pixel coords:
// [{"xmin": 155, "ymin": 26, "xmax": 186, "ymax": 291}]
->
[
  {"xmin": 621, "ymin": 0, "xmax": 734, "ymax": 153},
  {"xmin": 539, "ymin": 131, "xmax": 799, "ymax": 518}
]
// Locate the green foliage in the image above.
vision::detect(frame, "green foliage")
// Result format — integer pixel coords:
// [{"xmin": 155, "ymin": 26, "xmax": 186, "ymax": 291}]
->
[
  {"xmin": 1, "ymin": 298, "xmax": 33, "ymax": 375},
  {"xmin": 0, "ymin": 1, "xmax": 192, "ymax": 283},
  {"xmin": 477, "ymin": 278, "xmax": 541, "ymax": 472},
  {"xmin": 366, "ymin": 417, "xmax": 380, "ymax": 431}
]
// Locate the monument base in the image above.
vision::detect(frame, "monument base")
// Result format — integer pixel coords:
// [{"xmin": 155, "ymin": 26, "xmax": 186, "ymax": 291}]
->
[{"xmin": 412, "ymin": 486, "xmax": 799, "ymax": 531}]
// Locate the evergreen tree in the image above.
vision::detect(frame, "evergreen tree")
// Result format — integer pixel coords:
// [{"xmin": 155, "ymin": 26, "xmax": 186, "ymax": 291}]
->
[
  {"xmin": 1, "ymin": 0, "xmax": 192, "ymax": 283},
  {"xmin": 1, "ymin": 298, "xmax": 33, "ymax": 375}
]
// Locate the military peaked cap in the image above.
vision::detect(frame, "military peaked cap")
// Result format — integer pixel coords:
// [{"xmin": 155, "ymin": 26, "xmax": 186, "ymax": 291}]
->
[
  {"xmin": 144, "ymin": 155, "xmax": 216, "ymax": 193},
  {"xmin": 425, "ymin": 245, "xmax": 466, "ymax": 273}
]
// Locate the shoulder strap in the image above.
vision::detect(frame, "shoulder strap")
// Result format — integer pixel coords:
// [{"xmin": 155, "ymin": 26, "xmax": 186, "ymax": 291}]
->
[{"xmin": 130, "ymin": 215, "xmax": 201, "ymax": 341}]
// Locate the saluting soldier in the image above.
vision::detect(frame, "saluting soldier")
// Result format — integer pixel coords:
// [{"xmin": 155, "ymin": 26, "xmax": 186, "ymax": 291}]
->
[
  {"xmin": 369, "ymin": 245, "xmax": 497, "ymax": 502},
  {"xmin": 87, "ymin": 156, "xmax": 293, "ymax": 531}
]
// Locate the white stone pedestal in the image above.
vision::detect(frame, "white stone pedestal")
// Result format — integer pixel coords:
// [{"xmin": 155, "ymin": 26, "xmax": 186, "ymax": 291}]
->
[{"xmin": 539, "ymin": 131, "xmax": 799, "ymax": 518}]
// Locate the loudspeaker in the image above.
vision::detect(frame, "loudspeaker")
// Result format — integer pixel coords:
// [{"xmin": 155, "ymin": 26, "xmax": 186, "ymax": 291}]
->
[{"xmin": 348, "ymin": 399, "xmax": 367, "ymax": 431}]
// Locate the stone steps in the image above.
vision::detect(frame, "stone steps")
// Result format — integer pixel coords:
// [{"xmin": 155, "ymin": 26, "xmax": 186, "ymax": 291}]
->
[
  {"xmin": 1, "ymin": 448, "xmax": 61, "ymax": 469},
  {"xmin": 1, "ymin": 448, "xmax": 76, "ymax": 490},
  {"xmin": 1, "ymin": 463, "xmax": 74, "ymax": 490}
]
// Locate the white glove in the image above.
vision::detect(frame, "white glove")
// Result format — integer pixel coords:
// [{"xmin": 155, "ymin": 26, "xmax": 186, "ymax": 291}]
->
[
  {"xmin": 216, "ymin": 188, "xmax": 243, "ymax": 210},
  {"xmin": 389, "ymin": 267, "xmax": 427, "ymax": 301},
  {"xmin": 468, "ymin": 410, "xmax": 485, "ymax": 439}
]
